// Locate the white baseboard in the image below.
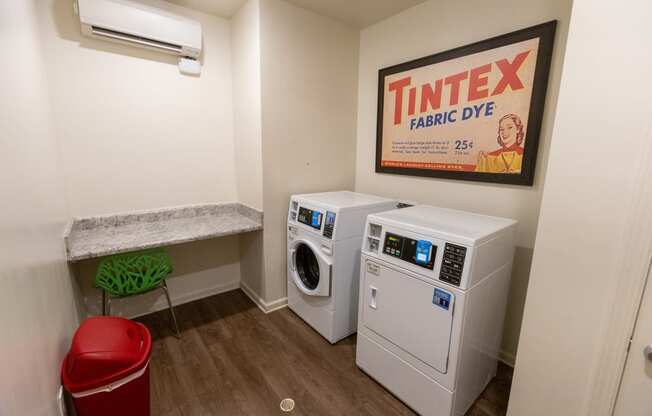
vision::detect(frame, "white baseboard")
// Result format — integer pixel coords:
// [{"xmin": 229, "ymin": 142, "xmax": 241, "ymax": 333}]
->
[
  {"xmin": 240, "ymin": 280, "xmax": 288, "ymax": 314},
  {"xmin": 265, "ymin": 296, "xmax": 289, "ymax": 313},
  {"xmin": 125, "ymin": 279, "xmax": 240, "ymax": 319},
  {"xmin": 499, "ymin": 349, "xmax": 516, "ymax": 367}
]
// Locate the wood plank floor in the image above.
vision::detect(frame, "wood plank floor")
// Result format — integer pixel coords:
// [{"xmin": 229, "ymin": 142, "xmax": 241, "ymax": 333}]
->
[{"xmin": 136, "ymin": 289, "xmax": 513, "ymax": 416}]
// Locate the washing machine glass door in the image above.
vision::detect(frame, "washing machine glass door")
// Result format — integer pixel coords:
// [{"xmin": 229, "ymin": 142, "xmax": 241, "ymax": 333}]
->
[{"xmin": 290, "ymin": 240, "xmax": 331, "ymax": 297}]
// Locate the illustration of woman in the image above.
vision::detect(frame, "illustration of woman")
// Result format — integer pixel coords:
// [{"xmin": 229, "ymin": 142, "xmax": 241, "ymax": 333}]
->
[{"xmin": 475, "ymin": 114, "xmax": 525, "ymax": 174}]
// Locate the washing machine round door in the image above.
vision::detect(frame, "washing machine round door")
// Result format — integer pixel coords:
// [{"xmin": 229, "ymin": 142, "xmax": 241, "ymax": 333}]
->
[{"xmin": 289, "ymin": 239, "xmax": 331, "ymax": 297}]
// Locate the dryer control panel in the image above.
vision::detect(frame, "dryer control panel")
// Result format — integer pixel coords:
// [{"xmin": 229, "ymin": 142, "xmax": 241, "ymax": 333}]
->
[
  {"xmin": 364, "ymin": 205, "xmax": 516, "ymax": 291},
  {"xmin": 364, "ymin": 221, "xmax": 471, "ymax": 288},
  {"xmin": 383, "ymin": 232, "xmax": 435, "ymax": 270}
]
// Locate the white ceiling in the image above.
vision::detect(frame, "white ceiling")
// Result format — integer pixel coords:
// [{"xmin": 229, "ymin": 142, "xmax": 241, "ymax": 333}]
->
[
  {"xmin": 283, "ymin": 0, "xmax": 427, "ymax": 28},
  {"xmin": 164, "ymin": 0, "xmax": 427, "ymax": 28},
  {"xmin": 164, "ymin": 0, "xmax": 248, "ymax": 18}
]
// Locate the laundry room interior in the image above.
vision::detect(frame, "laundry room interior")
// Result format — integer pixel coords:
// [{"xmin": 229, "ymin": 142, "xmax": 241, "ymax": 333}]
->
[{"xmin": 2, "ymin": 0, "xmax": 652, "ymax": 415}]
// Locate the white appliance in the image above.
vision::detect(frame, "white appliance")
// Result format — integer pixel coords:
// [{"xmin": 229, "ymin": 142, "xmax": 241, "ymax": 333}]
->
[
  {"xmin": 75, "ymin": 0, "xmax": 202, "ymax": 74},
  {"xmin": 287, "ymin": 191, "xmax": 397, "ymax": 343},
  {"xmin": 356, "ymin": 205, "xmax": 517, "ymax": 416}
]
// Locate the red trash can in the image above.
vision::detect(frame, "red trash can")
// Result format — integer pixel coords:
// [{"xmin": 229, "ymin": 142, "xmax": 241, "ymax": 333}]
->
[{"xmin": 61, "ymin": 317, "xmax": 152, "ymax": 416}]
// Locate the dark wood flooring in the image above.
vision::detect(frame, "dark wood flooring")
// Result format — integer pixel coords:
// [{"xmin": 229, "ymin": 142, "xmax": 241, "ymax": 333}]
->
[{"xmin": 136, "ymin": 289, "xmax": 513, "ymax": 416}]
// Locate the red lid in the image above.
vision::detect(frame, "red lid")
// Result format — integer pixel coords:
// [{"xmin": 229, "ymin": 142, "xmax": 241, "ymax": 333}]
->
[{"xmin": 62, "ymin": 317, "xmax": 152, "ymax": 393}]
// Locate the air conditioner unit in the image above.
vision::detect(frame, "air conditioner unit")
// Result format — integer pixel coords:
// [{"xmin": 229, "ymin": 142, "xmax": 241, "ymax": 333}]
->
[{"xmin": 75, "ymin": 0, "xmax": 203, "ymax": 75}]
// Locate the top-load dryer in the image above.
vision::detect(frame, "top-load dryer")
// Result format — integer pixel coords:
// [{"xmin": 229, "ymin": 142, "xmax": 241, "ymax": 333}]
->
[
  {"xmin": 356, "ymin": 205, "xmax": 517, "ymax": 416},
  {"xmin": 287, "ymin": 191, "xmax": 397, "ymax": 343}
]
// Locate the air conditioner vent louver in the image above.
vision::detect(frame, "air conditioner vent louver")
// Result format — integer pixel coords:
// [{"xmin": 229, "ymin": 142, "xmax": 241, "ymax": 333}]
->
[{"xmin": 90, "ymin": 26, "xmax": 183, "ymax": 55}]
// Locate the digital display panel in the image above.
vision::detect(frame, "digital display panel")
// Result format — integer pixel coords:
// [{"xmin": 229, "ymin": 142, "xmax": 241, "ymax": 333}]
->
[{"xmin": 298, "ymin": 207, "xmax": 322, "ymax": 230}]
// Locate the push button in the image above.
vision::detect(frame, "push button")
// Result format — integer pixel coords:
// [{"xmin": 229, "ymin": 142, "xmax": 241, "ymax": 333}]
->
[{"xmin": 440, "ymin": 243, "xmax": 466, "ymax": 287}]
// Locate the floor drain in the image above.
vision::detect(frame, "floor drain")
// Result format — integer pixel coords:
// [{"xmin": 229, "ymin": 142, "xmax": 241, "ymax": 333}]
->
[{"xmin": 280, "ymin": 398, "xmax": 295, "ymax": 412}]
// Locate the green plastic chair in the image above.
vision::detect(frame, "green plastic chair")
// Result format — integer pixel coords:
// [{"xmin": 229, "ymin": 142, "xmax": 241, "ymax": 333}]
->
[{"xmin": 95, "ymin": 248, "xmax": 180, "ymax": 337}]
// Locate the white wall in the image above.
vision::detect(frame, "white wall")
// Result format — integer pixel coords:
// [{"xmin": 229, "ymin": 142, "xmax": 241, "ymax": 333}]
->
[
  {"xmin": 507, "ymin": 0, "xmax": 652, "ymax": 414},
  {"xmin": 0, "ymin": 1, "xmax": 80, "ymax": 414},
  {"xmin": 232, "ymin": 0, "xmax": 263, "ymax": 210},
  {"xmin": 33, "ymin": 0, "xmax": 244, "ymax": 316},
  {"xmin": 259, "ymin": 0, "xmax": 360, "ymax": 302},
  {"xmin": 37, "ymin": 0, "xmax": 238, "ymax": 217},
  {"xmin": 354, "ymin": 0, "xmax": 572, "ymax": 363},
  {"xmin": 231, "ymin": 0, "xmax": 267, "ymax": 303}
]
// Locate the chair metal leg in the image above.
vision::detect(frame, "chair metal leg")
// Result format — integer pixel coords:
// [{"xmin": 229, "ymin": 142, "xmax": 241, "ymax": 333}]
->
[
  {"xmin": 161, "ymin": 280, "xmax": 180, "ymax": 338},
  {"xmin": 101, "ymin": 289, "xmax": 113, "ymax": 316}
]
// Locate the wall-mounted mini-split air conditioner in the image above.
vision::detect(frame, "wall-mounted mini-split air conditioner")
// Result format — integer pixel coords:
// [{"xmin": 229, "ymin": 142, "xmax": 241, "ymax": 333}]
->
[{"xmin": 75, "ymin": 0, "xmax": 203, "ymax": 75}]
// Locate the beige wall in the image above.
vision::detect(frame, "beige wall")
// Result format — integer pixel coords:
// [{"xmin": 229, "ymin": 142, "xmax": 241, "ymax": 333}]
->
[
  {"xmin": 354, "ymin": 0, "xmax": 572, "ymax": 363},
  {"xmin": 231, "ymin": 0, "xmax": 263, "ymax": 210},
  {"xmin": 231, "ymin": 0, "xmax": 267, "ymax": 303},
  {"xmin": 259, "ymin": 0, "xmax": 360, "ymax": 302},
  {"xmin": 508, "ymin": 0, "xmax": 652, "ymax": 414},
  {"xmin": 0, "ymin": 1, "xmax": 80, "ymax": 414},
  {"xmin": 33, "ymin": 0, "xmax": 245, "ymax": 315},
  {"xmin": 37, "ymin": 0, "xmax": 238, "ymax": 217}
]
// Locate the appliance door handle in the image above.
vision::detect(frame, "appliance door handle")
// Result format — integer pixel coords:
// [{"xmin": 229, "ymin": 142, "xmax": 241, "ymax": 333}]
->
[
  {"xmin": 370, "ymin": 286, "xmax": 378, "ymax": 309},
  {"xmin": 289, "ymin": 248, "xmax": 296, "ymax": 271}
]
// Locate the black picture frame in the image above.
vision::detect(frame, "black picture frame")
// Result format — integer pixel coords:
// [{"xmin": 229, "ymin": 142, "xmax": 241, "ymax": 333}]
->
[{"xmin": 375, "ymin": 21, "xmax": 557, "ymax": 186}]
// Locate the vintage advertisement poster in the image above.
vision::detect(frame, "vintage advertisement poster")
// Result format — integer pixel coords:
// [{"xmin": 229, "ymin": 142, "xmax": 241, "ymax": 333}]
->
[{"xmin": 376, "ymin": 22, "xmax": 556, "ymax": 185}]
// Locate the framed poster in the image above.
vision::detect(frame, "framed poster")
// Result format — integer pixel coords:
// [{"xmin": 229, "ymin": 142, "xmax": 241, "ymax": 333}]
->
[{"xmin": 376, "ymin": 21, "xmax": 556, "ymax": 185}]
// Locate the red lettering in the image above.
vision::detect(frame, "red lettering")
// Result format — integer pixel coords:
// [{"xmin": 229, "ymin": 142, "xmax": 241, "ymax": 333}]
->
[
  {"xmin": 492, "ymin": 51, "xmax": 530, "ymax": 95},
  {"xmin": 388, "ymin": 77, "xmax": 411, "ymax": 125},
  {"xmin": 468, "ymin": 64, "xmax": 492, "ymax": 102},
  {"xmin": 408, "ymin": 87, "xmax": 417, "ymax": 116},
  {"xmin": 420, "ymin": 79, "xmax": 443, "ymax": 113},
  {"xmin": 444, "ymin": 71, "xmax": 468, "ymax": 106}
]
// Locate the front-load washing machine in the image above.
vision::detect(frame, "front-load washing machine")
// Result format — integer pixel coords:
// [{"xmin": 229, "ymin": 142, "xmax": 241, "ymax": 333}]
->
[
  {"xmin": 287, "ymin": 191, "xmax": 397, "ymax": 343},
  {"xmin": 356, "ymin": 205, "xmax": 517, "ymax": 416}
]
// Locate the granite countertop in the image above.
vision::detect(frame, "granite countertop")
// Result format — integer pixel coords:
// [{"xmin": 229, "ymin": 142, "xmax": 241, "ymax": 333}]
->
[{"xmin": 64, "ymin": 203, "xmax": 263, "ymax": 262}]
